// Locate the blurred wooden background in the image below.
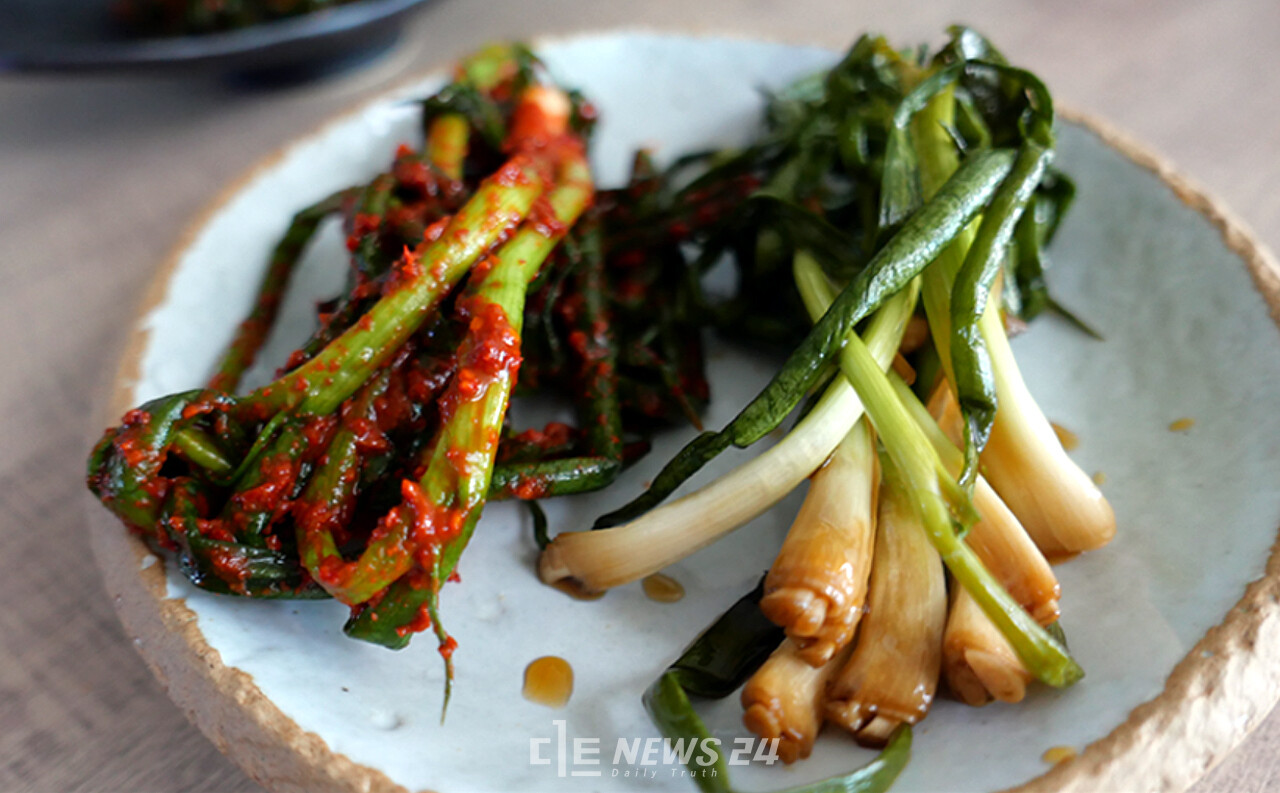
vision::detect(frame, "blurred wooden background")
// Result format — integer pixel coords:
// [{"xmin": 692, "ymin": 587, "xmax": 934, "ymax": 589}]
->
[{"xmin": 2, "ymin": 0, "xmax": 1277, "ymax": 790}]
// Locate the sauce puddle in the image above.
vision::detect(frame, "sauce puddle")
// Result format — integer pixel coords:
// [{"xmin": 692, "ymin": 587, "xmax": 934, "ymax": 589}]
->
[
  {"xmin": 642, "ymin": 573, "xmax": 685, "ymax": 603},
  {"xmin": 523, "ymin": 656, "xmax": 573, "ymax": 708}
]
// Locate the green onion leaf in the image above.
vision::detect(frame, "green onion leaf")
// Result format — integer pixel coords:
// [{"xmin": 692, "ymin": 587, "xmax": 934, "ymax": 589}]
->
[{"xmin": 596, "ymin": 148, "xmax": 1016, "ymax": 528}]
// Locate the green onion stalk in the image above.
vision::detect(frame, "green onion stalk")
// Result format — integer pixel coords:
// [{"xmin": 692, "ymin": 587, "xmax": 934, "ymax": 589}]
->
[
  {"xmin": 794, "ymin": 252, "xmax": 1082, "ymax": 688},
  {"xmin": 911, "ymin": 74, "xmax": 1114, "ymax": 557},
  {"xmin": 537, "ymin": 149, "xmax": 1016, "ymax": 596},
  {"xmin": 298, "ymin": 140, "xmax": 591, "ymax": 610},
  {"xmin": 338, "ymin": 123, "xmax": 594, "ymax": 712},
  {"xmin": 272, "ymin": 42, "xmax": 526, "ymax": 374},
  {"xmin": 643, "ymin": 580, "xmax": 912, "ymax": 793},
  {"xmin": 591, "ymin": 148, "xmax": 1016, "ymax": 528},
  {"xmin": 206, "ymin": 187, "xmax": 356, "ymax": 393},
  {"xmin": 87, "ymin": 46, "xmax": 568, "ymax": 600},
  {"xmin": 89, "ymin": 150, "xmax": 550, "ymax": 516}
]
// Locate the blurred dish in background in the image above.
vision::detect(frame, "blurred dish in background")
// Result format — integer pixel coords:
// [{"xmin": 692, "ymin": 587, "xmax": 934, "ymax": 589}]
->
[
  {"xmin": 116, "ymin": 0, "xmax": 367, "ymax": 37},
  {"xmin": 0, "ymin": 0, "xmax": 436, "ymax": 75}
]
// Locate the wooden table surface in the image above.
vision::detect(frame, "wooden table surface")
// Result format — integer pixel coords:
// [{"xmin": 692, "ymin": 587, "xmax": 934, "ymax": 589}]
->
[{"xmin": 3, "ymin": 1, "xmax": 1278, "ymax": 791}]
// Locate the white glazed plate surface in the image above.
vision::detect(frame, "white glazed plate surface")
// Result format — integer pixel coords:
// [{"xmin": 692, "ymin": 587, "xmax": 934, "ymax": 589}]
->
[{"xmin": 117, "ymin": 32, "xmax": 1280, "ymax": 793}]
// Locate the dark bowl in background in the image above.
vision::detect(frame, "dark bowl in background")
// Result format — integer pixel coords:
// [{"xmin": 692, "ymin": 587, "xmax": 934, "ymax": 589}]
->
[{"xmin": 0, "ymin": 0, "xmax": 436, "ymax": 75}]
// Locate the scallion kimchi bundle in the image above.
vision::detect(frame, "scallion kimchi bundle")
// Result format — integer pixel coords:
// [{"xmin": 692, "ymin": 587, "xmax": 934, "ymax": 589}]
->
[
  {"xmin": 538, "ymin": 28, "xmax": 1115, "ymax": 791},
  {"xmin": 87, "ymin": 43, "xmax": 731, "ymax": 703}
]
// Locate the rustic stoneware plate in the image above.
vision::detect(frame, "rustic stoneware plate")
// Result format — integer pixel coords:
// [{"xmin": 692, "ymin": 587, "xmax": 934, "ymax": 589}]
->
[{"xmin": 86, "ymin": 31, "xmax": 1280, "ymax": 793}]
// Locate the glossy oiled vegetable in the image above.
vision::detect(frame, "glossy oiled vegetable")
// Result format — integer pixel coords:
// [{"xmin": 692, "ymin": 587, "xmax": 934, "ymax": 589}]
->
[
  {"xmin": 344, "ymin": 109, "xmax": 593, "ymax": 659},
  {"xmin": 944, "ymin": 585, "xmax": 1032, "ymax": 705},
  {"xmin": 537, "ymin": 151, "xmax": 1022, "ymax": 594},
  {"xmin": 742, "ymin": 638, "xmax": 855, "ymax": 763},
  {"xmin": 593, "ymin": 147, "xmax": 1017, "ymax": 528},
  {"xmin": 537, "ymin": 284, "xmax": 915, "ymax": 593},
  {"xmin": 906, "ymin": 39, "xmax": 1115, "ymax": 557},
  {"xmin": 900, "ymin": 377, "xmax": 1060, "ymax": 625},
  {"xmin": 549, "ymin": 28, "xmax": 1105, "ymax": 789},
  {"xmin": 87, "ymin": 44, "xmax": 715, "ymax": 701},
  {"xmin": 760, "ymin": 419, "xmax": 877, "ymax": 666},
  {"xmin": 825, "ymin": 453, "xmax": 946, "ymax": 745},
  {"xmin": 795, "ymin": 253, "xmax": 1082, "ymax": 688},
  {"xmin": 643, "ymin": 581, "xmax": 912, "ymax": 793}
]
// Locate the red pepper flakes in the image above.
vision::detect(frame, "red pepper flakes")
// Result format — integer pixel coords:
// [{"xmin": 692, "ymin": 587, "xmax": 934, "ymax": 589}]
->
[
  {"xmin": 438, "ymin": 636, "xmax": 458, "ymax": 660},
  {"xmin": 348, "ymin": 416, "xmax": 390, "ymax": 454},
  {"xmin": 422, "ymin": 215, "xmax": 450, "ymax": 243},
  {"xmin": 394, "ymin": 160, "xmax": 432, "ymax": 195},
  {"xmin": 468, "ymin": 253, "xmax": 499, "ymax": 284},
  {"xmin": 313, "ymin": 556, "xmax": 351, "ymax": 597},
  {"xmin": 296, "ymin": 497, "xmax": 344, "ymax": 552},
  {"xmin": 509, "ymin": 421, "xmax": 574, "ymax": 450},
  {"xmin": 434, "ymin": 299, "xmax": 522, "ymax": 425},
  {"xmin": 372, "ymin": 377, "xmax": 413, "ymax": 432},
  {"xmin": 234, "ymin": 453, "xmax": 299, "ymax": 514},
  {"xmin": 453, "ymin": 369, "xmax": 482, "ymax": 400},
  {"xmin": 527, "ymin": 195, "xmax": 568, "ymax": 239},
  {"xmin": 383, "ymin": 245, "xmax": 424, "ymax": 296},
  {"xmin": 350, "ymin": 277, "xmax": 380, "ymax": 302},
  {"xmin": 396, "ymin": 602, "xmax": 433, "ymax": 638},
  {"xmin": 152, "ymin": 527, "xmax": 178, "ymax": 551},
  {"xmin": 301, "ymin": 414, "xmax": 338, "ymax": 451},
  {"xmin": 207, "ymin": 546, "xmax": 252, "ymax": 594},
  {"xmin": 445, "ymin": 445, "xmax": 474, "ymax": 478},
  {"xmin": 194, "ymin": 516, "xmax": 235, "ymax": 543},
  {"xmin": 506, "ymin": 88, "xmax": 573, "ymax": 154},
  {"xmin": 114, "ymin": 432, "xmax": 153, "ymax": 469},
  {"xmin": 407, "ymin": 356, "xmax": 456, "ymax": 403},
  {"xmin": 180, "ymin": 395, "xmax": 227, "ymax": 421},
  {"xmin": 283, "ymin": 349, "xmax": 308, "ymax": 372},
  {"xmin": 493, "ymin": 155, "xmax": 535, "ymax": 187},
  {"xmin": 346, "ymin": 212, "xmax": 382, "ymax": 252},
  {"xmin": 384, "ymin": 204, "xmax": 421, "ymax": 232},
  {"xmin": 513, "ymin": 474, "xmax": 551, "ymax": 500},
  {"xmin": 142, "ymin": 477, "xmax": 170, "ymax": 506}
]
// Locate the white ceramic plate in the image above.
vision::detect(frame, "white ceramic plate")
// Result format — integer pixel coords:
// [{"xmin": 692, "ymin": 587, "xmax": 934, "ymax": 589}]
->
[{"xmin": 88, "ymin": 31, "xmax": 1280, "ymax": 793}]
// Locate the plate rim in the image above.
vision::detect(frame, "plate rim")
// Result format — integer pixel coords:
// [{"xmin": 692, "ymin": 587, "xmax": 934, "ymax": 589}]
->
[{"xmin": 83, "ymin": 29, "xmax": 1280, "ymax": 793}]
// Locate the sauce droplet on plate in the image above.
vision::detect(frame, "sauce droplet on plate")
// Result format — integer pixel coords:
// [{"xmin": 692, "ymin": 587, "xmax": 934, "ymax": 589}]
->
[
  {"xmin": 643, "ymin": 573, "xmax": 685, "ymax": 603},
  {"xmin": 1092, "ymin": 470, "xmax": 1108, "ymax": 486},
  {"xmin": 1169, "ymin": 417, "xmax": 1196, "ymax": 432},
  {"xmin": 523, "ymin": 656, "xmax": 573, "ymax": 708},
  {"xmin": 1041, "ymin": 745, "xmax": 1077, "ymax": 765}
]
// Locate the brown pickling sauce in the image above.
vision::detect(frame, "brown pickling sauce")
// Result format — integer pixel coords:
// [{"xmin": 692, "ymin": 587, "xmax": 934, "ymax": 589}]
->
[
  {"xmin": 523, "ymin": 656, "xmax": 573, "ymax": 708},
  {"xmin": 642, "ymin": 573, "xmax": 685, "ymax": 603}
]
